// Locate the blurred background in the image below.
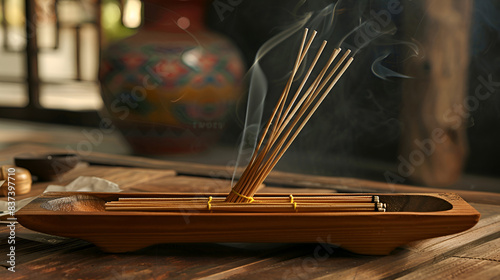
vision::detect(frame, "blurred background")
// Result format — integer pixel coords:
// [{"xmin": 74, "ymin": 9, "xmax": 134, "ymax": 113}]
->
[{"xmin": 0, "ymin": 0, "xmax": 499, "ymax": 192}]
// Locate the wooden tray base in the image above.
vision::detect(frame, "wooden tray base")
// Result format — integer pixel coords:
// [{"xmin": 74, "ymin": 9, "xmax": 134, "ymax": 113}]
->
[{"xmin": 16, "ymin": 192, "xmax": 480, "ymax": 255}]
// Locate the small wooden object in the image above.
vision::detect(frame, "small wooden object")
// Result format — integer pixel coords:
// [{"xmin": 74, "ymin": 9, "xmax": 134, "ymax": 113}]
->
[
  {"xmin": 0, "ymin": 165, "xmax": 32, "ymax": 196},
  {"xmin": 16, "ymin": 192, "xmax": 480, "ymax": 255}
]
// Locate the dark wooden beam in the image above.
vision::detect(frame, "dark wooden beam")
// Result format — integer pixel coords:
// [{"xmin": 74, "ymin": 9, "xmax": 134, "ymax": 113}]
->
[
  {"xmin": 0, "ymin": 107, "xmax": 100, "ymax": 127},
  {"xmin": 25, "ymin": 0, "xmax": 41, "ymax": 108},
  {"xmin": 400, "ymin": 0, "xmax": 473, "ymax": 187}
]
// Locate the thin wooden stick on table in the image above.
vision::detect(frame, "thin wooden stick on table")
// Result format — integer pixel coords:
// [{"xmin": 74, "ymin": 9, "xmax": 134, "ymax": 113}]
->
[{"xmin": 105, "ymin": 195, "xmax": 385, "ymax": 212}]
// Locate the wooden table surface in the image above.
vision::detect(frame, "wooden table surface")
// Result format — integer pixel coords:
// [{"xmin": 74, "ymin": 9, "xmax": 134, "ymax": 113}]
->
[{"xmin": 1, "ymin": 144, "xmax": 499, "ymax": 279}]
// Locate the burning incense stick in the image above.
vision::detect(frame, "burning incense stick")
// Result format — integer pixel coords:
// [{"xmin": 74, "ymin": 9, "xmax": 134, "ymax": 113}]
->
[
  {"xmin": 226, "ymin": 29, "xmax": 354, "ymax": 203},
  {"xmin": 102, "ymin": 29, "xmax": 364, "ymax": 214}
]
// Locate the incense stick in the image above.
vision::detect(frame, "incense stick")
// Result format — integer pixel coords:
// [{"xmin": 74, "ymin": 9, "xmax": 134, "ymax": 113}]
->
[
  {"xmin": 105, "ymin": 196, "xmax": 386, "ymax": 213},
  {"xmin": 116, "ymin": 196, "xmax": 374, "ymax": 201},
  {"xmin": 226, "ymin": 29, "xmax": 354, "ymax": 202},
  {"xmin": 115, "ymin": 195, "xmax": 376, "ymax": 203},
  {"xmin": 102, "ymin": 29, "xmax": 360, "ymax": 214}
]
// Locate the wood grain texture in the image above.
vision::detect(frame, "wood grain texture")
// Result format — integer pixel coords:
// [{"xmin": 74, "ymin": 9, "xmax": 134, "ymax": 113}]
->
[
  {"xmin": 0, "ymin": 151, "xmax": 498, "ymax": 280},
  {"xmin": 312, "ymin": 203, "xmax": 500, "ymax": 280},
  {"xmin": 5, "ymin": 203, "xmax": 497, "ymax": 279},
  {"xmin": 397, "ymin": 238, "xmax": 500, "ymax": 280},
  {"xmin": 16, "ymin": 192, "xmax": 479, "ymax": 256},
  {"xmin": 0, "ymin": 145, "xmax": 497, "ymax": 278}
]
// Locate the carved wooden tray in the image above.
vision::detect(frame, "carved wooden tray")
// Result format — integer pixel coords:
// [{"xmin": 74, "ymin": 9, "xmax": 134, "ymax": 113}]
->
[{"xmin": 16, "ymin": 192, "xmax": 480, "ymax": 255}]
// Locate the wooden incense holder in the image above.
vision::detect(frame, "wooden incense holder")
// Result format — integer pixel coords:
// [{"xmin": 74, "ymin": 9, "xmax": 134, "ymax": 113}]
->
[{"xmin": 16, "ymin": 192, "xmax": 480, "ymax": 255}]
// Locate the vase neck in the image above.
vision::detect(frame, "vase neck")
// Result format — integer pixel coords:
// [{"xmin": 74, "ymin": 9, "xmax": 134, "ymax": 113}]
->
[{"xmin": 142, "ymin": 0, "xmax": 207, "ymax": 33}]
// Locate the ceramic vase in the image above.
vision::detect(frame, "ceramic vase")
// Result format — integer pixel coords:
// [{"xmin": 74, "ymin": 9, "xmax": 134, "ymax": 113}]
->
[{"xmin": 99, "ymin": 0, "xmax": 245, "ymax": 154}]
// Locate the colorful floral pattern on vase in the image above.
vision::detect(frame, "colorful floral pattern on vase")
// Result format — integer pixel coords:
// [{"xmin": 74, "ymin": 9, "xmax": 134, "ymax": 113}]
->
[{"xmin": 99, "ymin": 25, "xmax": 245, "ymax": 154}]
